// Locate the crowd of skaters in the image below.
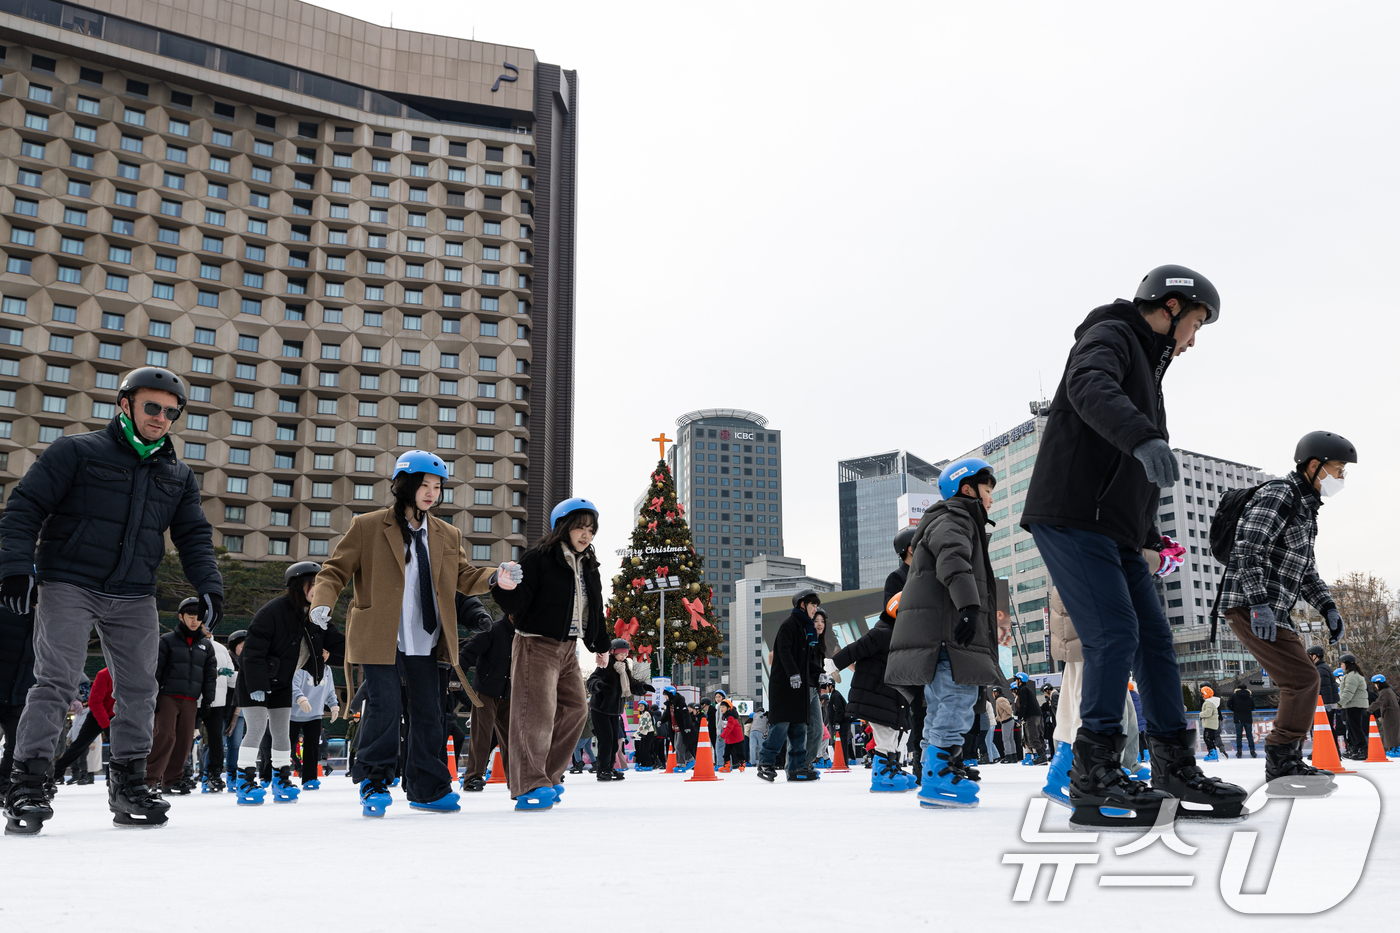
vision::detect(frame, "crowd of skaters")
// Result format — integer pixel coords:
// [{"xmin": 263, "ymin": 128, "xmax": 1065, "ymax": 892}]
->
[{"xmin": 1, "ymin": 263, "xmax": 1395, "ymax": 834}]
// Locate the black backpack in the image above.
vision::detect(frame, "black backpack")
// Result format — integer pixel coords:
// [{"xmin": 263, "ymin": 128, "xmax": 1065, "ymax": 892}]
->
[{"xmin": 1206, "ymin": 480, "xmax": 1296, "ymax": 640}]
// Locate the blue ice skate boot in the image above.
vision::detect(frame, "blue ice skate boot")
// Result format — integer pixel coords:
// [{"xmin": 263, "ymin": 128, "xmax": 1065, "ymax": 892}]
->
[
  {"xmin": 514, "ymin": 785, "xmax": 556, "ymax": 811},
  {"xmin": 234, "ymin": 767, "xmax": 265, "ymax": 806},
  {"xmin": 389, "ymin": 776, "xmax": 400, "ymax": 787},
  {"xmin": 270, "ymin": 766, "xmax": 300, "ymax": 803},
  {"xmin": 870, "ymin": 752, "xmax": 910, "ymax": 793},
  {"xmin": 410, "ymin": 790, "xmax": 461, "ymax": 813},
  {"xmin": 1041, "ymin": 741, "xmax": 1073, "ymax": 809},
  {"xmin": 918, "ymin": 745, "xmax": 979, "ymax": 809},
  {"xmin": 552, "ymin": 783, "xmax": 565, "ymax": 803},
  {"xmin": 302, "ymin": 778, "xmax": 321, "ymax": 791},
  {"xmin": 359, "ymin": 771, "xmax": 393, "ymax": 818},
  {"xmin": 1125, "ymin": 765, "xmax": 1151, "ymax": 781},
  {"xmin": 1389, "ymin": 747, "xmax": 1400, "ymax": 758},
  {"xmin": 1021, "ymin": 752, "xmax": 1035, "ymax": 766},
  {"xmin": 1203, "ymin": 748, "xmax": 1219, "ymax": 762}
]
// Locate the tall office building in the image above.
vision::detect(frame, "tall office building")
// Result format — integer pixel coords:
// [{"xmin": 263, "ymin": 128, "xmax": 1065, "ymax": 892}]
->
[
  {"xmin": 667, "ymin": 408, "xmax": 783, "ymax": 687},
  {"xmin": 732, "ymin": 554, "xmax": 837, "ymax": 704},
  {"xmin": 837, "ymin": 448, "xmax": 940, "ymax": 591},
  {"xmin": 0, "ymin": 0, "xmax": 578, "ymax": 561}
]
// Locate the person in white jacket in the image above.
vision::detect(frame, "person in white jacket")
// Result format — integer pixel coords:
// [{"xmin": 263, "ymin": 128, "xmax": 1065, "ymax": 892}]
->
[
  {"xmin": 289, "ymin": 667, "xmax": 340, "ymax": 789},
  {"xmin": 199, "ymin": 631, "xmax": 238, "ymax": 792}
]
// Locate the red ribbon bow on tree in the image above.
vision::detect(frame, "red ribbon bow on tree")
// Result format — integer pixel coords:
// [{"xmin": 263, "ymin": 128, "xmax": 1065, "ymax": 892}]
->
[
  {"xmin": 613, "ymin": 617, "xmax": 640, "ymax": 639},
  {"xmin": 681, "ymin": 597, "xmax": 710, "ymax": 630},
  {"xmin": 637, "ymin": 645, "xmax": 653, "ymax": 661},
  {"xmin": 647, "ymin": 521, "xmax": 657, "ymax": 531},
  {"xmin": 665, "ymin": 511, "xmax": 676, "ymax": 522},
  {"xmin": 631, "ymin": 577, "xmax": 645, "ymax": 590},
  {"xmin": 657, "ymin": 566, "xmax": 669, "ymax": 578},
  {"xmin": 676, "ymin": 503, "xmax": 685, "ymax": 514},
  {"xmin": 650, "ymin": 496, "xmax": 664, "ymax": 511}
]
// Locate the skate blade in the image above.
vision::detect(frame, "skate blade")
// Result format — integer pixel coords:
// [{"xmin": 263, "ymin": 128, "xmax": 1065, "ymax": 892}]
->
[
  {"xmin": 1040, "ymin": 788, "xmax": 1072, "ymax": 810},
  {"xmin": 4, "ymin": 820, "xmax": 46, "ymax": 836},
  {"xmin": 112, "ymin": 815, "xmax": 168, "ymax": 829},
  {"xmin": 1265, "ymin": 779, "xmax": 1336, "ymax": 799},
  {"xmin": 1069, "ymin": 806, "xmax": 1158, "ymax": 831},
  {"xmin": 918, "ymin": 798, "xmax": 978, "ymax": 809},
  {"xmin": 868, "ymin": 787, "xmax": 911, "ymax": 794},
  {"xmin": 271, "ymin": 797, "xmax": 299, "ymax": 804}
]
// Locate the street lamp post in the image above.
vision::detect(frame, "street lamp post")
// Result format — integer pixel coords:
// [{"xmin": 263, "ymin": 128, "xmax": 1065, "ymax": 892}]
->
[{"xmin": 643, "ymin": 573, "xmax": 683, "ymax": 683}]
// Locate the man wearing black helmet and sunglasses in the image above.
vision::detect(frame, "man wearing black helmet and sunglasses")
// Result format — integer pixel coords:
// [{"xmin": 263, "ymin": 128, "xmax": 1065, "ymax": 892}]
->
[{"xmin": 1, "ymin": 367, "xmax": 221, "ymax": 835}]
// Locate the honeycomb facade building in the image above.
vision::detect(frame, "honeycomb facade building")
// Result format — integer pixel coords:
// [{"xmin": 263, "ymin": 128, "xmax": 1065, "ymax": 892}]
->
[{"xmin": 0, "ymin": 0, "xmax": 578, "ymax": 564}]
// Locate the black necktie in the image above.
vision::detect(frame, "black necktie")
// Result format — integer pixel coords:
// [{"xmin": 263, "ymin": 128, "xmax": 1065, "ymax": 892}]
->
[{"xmin": 412, "ymin": 528, "xmax": 437, "ymax": 634}]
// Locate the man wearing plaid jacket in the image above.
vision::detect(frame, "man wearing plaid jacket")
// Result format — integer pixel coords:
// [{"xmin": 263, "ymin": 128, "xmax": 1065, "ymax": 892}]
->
[{"xmin": 1218, "ymin": 430, "xmax": 1356, "ymax": 793}]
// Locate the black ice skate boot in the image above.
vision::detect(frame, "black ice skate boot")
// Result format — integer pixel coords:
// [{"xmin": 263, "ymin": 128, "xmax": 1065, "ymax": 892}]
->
[
  {"xmin": 1069, "ymin": 728, "xmax": 1169, "ymax": 830},
  {"xmin": 4, "ymin": 759, "xmax": 55, "ymax": 836},
  {"xmin": 1264, "ymin": 742, "xmax": 1336, "ymax": 798},
  {"xmin": 1148, "ymin": 729, "xmax": 1248, "ymax": 822},
  {"xmin": 108, "ymin": 759, "xmax": 171, "ymax": 829}
]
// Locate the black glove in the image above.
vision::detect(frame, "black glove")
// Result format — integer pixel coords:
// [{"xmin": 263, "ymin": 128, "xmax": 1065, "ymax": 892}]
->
[
  {"xmin": 954, "ymin": 606, "xmax": 980, "ymax": 646},
  {"xmin": 0, "ymin": 574, "xmax": 35, "ymax": 615},
  {"xmin": 1133, "ymin": 439, "xmax": 1180, "ymax": 488},
  {"xmin": 200, "ymin": 592, "xmax": 223, "ymax": 630}
]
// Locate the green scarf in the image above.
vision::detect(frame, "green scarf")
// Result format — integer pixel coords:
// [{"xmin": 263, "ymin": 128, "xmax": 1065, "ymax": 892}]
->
[{"xmin": 118, "ymin": 412, "xmax": 165, "ymax": 459}]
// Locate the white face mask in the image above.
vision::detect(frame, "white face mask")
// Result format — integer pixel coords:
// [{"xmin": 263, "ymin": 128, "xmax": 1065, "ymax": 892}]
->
[{"xmin": 1318, "ymin": 466, "xmax": 1345, "ymax": 498}]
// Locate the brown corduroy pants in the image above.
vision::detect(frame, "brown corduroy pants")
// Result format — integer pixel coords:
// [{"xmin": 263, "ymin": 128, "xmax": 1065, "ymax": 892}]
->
[
  {"xmin": 506, "ymin": 636, "xmax": 588, "ymax": 797},
  {"xmin": 1225, "ymin": 608, "xmax": 1322, "ymax": 746}
]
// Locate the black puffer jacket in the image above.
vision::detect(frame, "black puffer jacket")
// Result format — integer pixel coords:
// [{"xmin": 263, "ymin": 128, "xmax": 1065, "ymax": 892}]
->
[
  {"xmin": 768, "ymin": 607, "xmax": 815, "ymax": 724},
  {"xmin": 0, "ymin": 418, "xmax": 221, "ymax": 597},
  {"xmin": 459, "ymin": 617, "xmax": 515, "ymax": 699},
  {"xmin": 587, "ymin": 658, "xmax": 653, "ymax": 714},
  {"xmin": 490, "ymin": 543, "xmax": 609, "ymax": 653},
  {"xmin": 0, "ymin": 606, "xmax": 36, "ymax": 706},
  {"xmin": 1021, "ymin": 301, "xmax": 1174, "ymax": 549},
  {"xmin": 886, "ymin": 495, "xmax": 1002, "ymax": 688},
  {"xmin": 832, "ymin": 616, "xmax": 909, "ymax": 730},
  {"xmin": 239, "ymin": 594, "xmax": 346, "ymax": 707},
  {"xmin": 155, "ymin": 626, "xmax": 217, "ymax": 703},
  {"xmin": 1316, "ymin": 660, "xmax": 1340, "ymax": 705}
]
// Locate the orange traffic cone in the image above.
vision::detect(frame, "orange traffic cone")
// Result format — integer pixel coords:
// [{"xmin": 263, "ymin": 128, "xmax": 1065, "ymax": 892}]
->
[
  {"xmin": 446, "ymin": 735, "xmax": 458, "ymax": 782},
  {"xmin": 665, "ymin": 742, "xmax": 678, "ymax": 774},
  {"xmin": 1364, "ymin": 716, "xmax": 1391, "ymax": 763},
  {"xmin": 486, "ymin": 746, "xmax": 508, "ymax": 784},
  {"xmin": 317, "ymin": 761, "xmax": 324, "ymax": 778},
  {"xmin": 828, "ymin": 733, "xmax": 850, "ymax": 774},
  {"xmin": 1310, "ymin": 696, "xmax": 1354, "ymax": 774},
  {"xmin": 686, "ymin": 723, "xmax": 722, "ymax": 782}
]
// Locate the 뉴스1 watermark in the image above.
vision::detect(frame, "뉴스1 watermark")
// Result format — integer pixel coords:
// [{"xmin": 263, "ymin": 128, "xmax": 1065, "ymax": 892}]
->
[{"xmin": 1002, "ymin": 777, "xmax": 1380, "ymax": 912}]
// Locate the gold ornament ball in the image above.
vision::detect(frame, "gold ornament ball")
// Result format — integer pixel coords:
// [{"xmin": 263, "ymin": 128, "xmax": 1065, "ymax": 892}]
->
[
  {"xmin": 638, "ymin": 516, "xmax": 647, "ymax": 526},
  {"xmin": 631, "ymin": 557, "xmax": 642, "ymax": 566},
  {"xmin": 689, "ymin": 583, "xmax": 700, "ymax": 593},
  {"xmin": 686, "ymin": 641, "xmax": 697, "ymax": 652}
]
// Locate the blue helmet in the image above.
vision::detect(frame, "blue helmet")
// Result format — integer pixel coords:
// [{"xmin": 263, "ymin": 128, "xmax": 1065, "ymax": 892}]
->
[
  {"xmin": 1014, "ymin": 671, "xmax": 1029, "ymax": 683},
  {"xmin": 550, "ymin": 497, "xmax": 599, "ymax": 529},
  {"xmin": 393, "ymin": 450, "xmax": 449, "ymax": 480},
  {"xmin": 1373, "ymin": 674, "xmax": 1387, "ymax": 684},
  {"xmin": 1334, "ymin": 668, "xmax": 1344, "ymax": 677},
  {"xmin": 938, "ymin": 457, "xmax": 996, "ymax": 500}
]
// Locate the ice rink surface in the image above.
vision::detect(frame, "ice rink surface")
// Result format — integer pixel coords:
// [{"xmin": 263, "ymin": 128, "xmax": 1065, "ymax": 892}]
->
[{"xmin": 2, "ymin": 755, "xmax": 1395, "ymax": 930}]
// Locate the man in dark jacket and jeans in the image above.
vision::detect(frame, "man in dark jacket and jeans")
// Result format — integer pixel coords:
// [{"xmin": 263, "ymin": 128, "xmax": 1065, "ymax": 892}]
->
[
  {"xmin": 756, "ymin": 590, "xmax": 821, "ymax": 783},
  {"xmin": 1, "ymin": 367, "xmax": 222, "ymax": 834},
  {"xmin": 1229, "ymin": 686, "xmax": 1256, "ymax": 758},
  {"xmin": 1308, "ymin": 645, "xmax": 1340, "ymax": 758},
  {"xmin": 1022, "ymin": 266, "xmax": 1246, "ymax": 827}
]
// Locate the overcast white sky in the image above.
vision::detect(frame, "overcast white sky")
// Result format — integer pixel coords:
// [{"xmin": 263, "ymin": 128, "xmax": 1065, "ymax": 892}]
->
[{"xmin": 326, "ymin": 0, "xmax": 1400, "ymax": 591}]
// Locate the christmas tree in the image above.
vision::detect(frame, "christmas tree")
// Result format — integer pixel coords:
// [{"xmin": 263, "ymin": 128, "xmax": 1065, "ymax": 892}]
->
[{"xmin": 606, "ymin": 459, "xmax": 722, "ymax": 675}]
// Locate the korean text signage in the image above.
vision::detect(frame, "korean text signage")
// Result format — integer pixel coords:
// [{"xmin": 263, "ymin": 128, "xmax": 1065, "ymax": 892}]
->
[{"xmin": 983, "ymin": 419, "xmax": 1035, "ymax": 456}]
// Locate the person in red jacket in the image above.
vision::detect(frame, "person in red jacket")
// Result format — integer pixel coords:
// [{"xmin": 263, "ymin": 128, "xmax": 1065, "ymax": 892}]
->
[
  {"xmin": 720, "ymin": 705, "xmax": 746, "ymax": 771},
  {"xmin": 52, "ymin": 668, "xmax": 114, "ymax": 779}
]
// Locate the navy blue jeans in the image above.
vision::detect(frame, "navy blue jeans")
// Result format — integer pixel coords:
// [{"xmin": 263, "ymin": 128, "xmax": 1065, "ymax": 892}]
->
[
  {"xmin": 758, "ymin": 720, "xmax": 807, "ymax": 774},
  {"xmin": 352, "ymin": 652, "xmax": 452, "ymax": 803},
  {"xmin": 1028, "ymin": 524, "xmax": 1186, "ymax": 738}
]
